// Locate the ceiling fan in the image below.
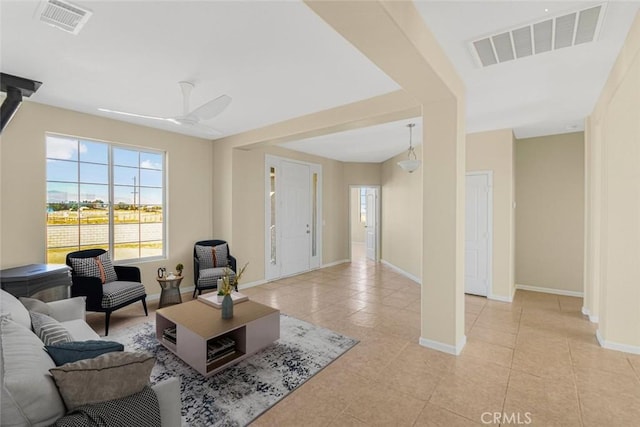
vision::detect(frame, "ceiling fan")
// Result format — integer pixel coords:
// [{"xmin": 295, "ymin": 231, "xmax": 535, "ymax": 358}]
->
[{"xmin": 98, "ymin": 81, "xmax": 231, "ymax": 135}]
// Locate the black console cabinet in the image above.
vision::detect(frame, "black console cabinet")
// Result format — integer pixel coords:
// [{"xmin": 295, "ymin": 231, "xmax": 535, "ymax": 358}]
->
[{"xmin": 0, "ymin": 264, "xmax": 71, "ymax": 301}]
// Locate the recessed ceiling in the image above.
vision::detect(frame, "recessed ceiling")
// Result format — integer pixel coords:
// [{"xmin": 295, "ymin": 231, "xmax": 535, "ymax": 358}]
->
[
  {"xmin": 281, "ymin": 117, "xmax": 422, "ymax": 163},
  {"xmin": 0, "ymin": 0, "xmax": 399, "ymax": 139}
]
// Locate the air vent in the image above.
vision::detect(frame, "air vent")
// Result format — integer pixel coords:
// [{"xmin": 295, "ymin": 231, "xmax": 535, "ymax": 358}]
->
[
  {"xmin": 470, "ymin": 4, "xmax": 606, "ymax": 67},
  {"xmin": 37, "ymin": 0, "xmax": 92, "ymax": 35}
]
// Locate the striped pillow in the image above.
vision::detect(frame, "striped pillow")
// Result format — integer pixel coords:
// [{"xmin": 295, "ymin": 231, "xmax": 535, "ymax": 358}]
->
[
  {"xmin": 30, "ymin": 311, "xmax": 72, "ymax": 346},
  {"xmin": 195, "ymin": 244, "xmax": 229, "ymax": 269},
  {"xmin": 69, "ymin": 252, "xmax": 118, "ymax": 284}
]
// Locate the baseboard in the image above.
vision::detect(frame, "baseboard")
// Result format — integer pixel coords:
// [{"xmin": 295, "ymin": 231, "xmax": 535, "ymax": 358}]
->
[
  {"xmin": 596, "ymin": 329, "xmax": 640, "ymax": 355},
  {"xmin": 419, "ymin": 335, "xmax": 466, "ymax": 356},
  {"xmin": 515, "ymin": 284, "xmax": 583, "ymax": 298},
  {"xmin": 147, "ymin": 285, "xmax": 196, "ymax": 302},
  {"xmin": 238, "ymin": 279, "xmax": 268, "ymax": 290},
  {"xmin": 380, "ymin": 259, "xmax": 421, "ymax": 284},
  {"xmin": 582, "ymin": 307, "xmax": 599, "ymax": 323},
  {"xmin": 487, "ymin": 293, "xmax": 513, "ymax": 303},
  {"xmin": 322, "ymin": 259, "xmax": 350, "ymax": 268}
]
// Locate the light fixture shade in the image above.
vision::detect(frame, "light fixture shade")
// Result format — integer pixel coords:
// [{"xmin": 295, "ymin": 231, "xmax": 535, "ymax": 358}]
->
[{"xmin": 397, "ymin": 159, "xmax": 421, "ymax": 173}]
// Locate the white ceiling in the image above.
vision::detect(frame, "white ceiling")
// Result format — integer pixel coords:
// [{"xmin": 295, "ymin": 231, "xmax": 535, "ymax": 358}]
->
[{"xmin": 1, "ymin": 1, "xmax": 639, "ymax": 163}]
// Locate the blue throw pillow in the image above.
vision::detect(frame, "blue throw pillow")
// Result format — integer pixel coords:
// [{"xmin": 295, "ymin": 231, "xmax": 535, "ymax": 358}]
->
[{"xmin": 45, "ymin": 340, "xmax": 124, "ymax": 366}]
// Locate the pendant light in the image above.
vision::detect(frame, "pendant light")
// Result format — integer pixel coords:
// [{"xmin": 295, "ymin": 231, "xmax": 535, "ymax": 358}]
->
[{"xmin": 397, "ymin": 123, "xmax": 421, "ymax": 173}]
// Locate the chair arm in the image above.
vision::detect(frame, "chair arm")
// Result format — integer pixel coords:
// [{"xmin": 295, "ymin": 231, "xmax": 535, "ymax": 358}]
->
[
  {"xmin": 47, "ymin": 296, "xmax": 86, "ymax": 322},
  {"xmin": 228, "ymin": 255, "xmax": 237, "ymax": 272},
  {"xmin": 115, "ymin": 265, "xmax": 141, "ymax": 282},
  {"xmin": 71, "ymin": 276, "xmax": 104, "ymax": 310}
]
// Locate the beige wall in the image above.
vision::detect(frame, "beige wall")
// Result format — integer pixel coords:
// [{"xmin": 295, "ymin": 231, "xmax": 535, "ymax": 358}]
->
[
  {"xmin": 0, "ymin": 102, "xmax": 214, "ymax": 296},
  {"xmin": 380, "ymin": 146, "xmax": 423, "ymax": 280},
  {"xmin": 466, "ymin": 129, "xmax": 515, "ymax": 300},
  {"xmin": 350, "ymin": 188, "xmax": 365, "ymax": 243},
  {"xmin": 587, "ymin": 11, "xmax": 640, "ymax": 350},
  {"xmin": 343, "ymin": 162, "xmax": 381, "ymax": 186},
  {"xmin": 515, "ymin": 132, "xmax": 585, "ymax": 293}
]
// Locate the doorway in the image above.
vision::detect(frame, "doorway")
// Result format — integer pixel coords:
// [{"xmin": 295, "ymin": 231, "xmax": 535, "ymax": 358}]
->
[
  {"xmin": 465, "ymin": 171, "xmax": 493, "ymax": 296},
  {"xmin": 349, "ymin": 186, "xmax": 380, "ymax": 262},
  {"xmin": 265, "ymin": 156, "xmax": 322, "ymax": 280}
]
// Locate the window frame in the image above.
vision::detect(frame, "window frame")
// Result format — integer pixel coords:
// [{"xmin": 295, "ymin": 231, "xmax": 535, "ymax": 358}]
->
[{"xmin": 45, "ymin": 133, "xmax": 167, "ymax": 264}]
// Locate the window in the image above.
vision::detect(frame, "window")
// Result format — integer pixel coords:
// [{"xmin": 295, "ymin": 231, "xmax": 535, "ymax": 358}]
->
[
  {"xmin": 360, "ymin": 188, "xmax": 367, "ymax": 223},
  {"xmin": 46, "ymin": 134, "xmax": 165, "ymax": 263}
]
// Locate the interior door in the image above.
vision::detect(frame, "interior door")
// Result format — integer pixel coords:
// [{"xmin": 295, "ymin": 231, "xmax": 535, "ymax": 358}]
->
[
  {"xmin": 365, "ymin": 188, "xmax": 377, "ymax": 260},
  {"xmin": 465, "ymin": 173, "xmax": 491, "ymax": 296},
  {"xmin": 280, "ymin": 161, "xmax": 311, "ymax": 276}
]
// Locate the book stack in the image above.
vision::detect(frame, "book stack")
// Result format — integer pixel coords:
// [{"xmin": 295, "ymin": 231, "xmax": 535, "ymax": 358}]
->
[
  {"xmin": 207, "ymin": 336, "xmax": 236, "ymax": 364},
  {"xmin": 162, "ymin": 326, "xmax": 177, "ymax": 344}
]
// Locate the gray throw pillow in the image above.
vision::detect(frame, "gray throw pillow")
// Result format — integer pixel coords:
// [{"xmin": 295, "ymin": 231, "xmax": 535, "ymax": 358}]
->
[
  {"xmin": 19, "ymin": 297, "xmax": 51, "ymax": 316},
  {"xmin": 45, "ymin": 340, "xmax": 125, "ymax": 366},
  {"xmin": 195, "ymin": 243, "xmax": 229, "ymax": 269},
  {"xmin": 29, "ymin": 311, "xmax": 72, "ymax": 346},
  {"xmin": 69, "ymin": 252, "xmax": 118, "ymax": 284},
  {"xmin": 49, "ymin": 352, "xmax": 155, "ymax": 411}
]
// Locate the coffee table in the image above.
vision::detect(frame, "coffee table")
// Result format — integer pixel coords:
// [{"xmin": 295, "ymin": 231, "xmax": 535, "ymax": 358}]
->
[{"xmin": 155, "ymin": 299, "xmax": 280, "ymax": 376}]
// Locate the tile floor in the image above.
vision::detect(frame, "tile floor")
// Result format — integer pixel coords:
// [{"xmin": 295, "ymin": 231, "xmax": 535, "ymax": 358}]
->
[{"xmin": 87, "ymin": 255, "xmax": 640, "ymax": 426}]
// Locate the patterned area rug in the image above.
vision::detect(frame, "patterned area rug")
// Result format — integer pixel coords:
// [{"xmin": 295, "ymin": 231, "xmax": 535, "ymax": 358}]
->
[{"xmin": 112, "ymin": 314, "xmax": 358, "ymax": 426}]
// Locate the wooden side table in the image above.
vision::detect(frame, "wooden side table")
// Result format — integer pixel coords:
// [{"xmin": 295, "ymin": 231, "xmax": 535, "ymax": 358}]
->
[{"xmin": 157, "ymin": 276, "xmax": 184, "ymax": 308}]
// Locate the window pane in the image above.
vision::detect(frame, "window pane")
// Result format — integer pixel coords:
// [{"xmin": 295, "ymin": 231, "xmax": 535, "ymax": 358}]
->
[
  {"xmin": 114, "ymin": 185, "xmax": 136, "ymax": 206},
  {"xmin": 47, "ymin": 204, "xmax": 78, "ymax": 225},
  {"xmin": 140, "ymin": 205, "xmax": 163, "ymax": 224},
  {"xmin": 312, "ymin": 173, "xmax": 317, "ymax": 257},
  {"xmin": 47, "ymin": 159, "xmax": 77, "ymax": 183},
  {"xmin": 47, "ymin": 182, "xmax": 78, "ymax": 203},
  {"xmin": 80, "ymin": 163, "xmax": 108, "ymax": 184},
  {"xmin": 114, "ymin": 165, "xmax": 138, "ymax": 186},
  {"xmin": 140, "ymin": 169, "xmax": 162, "ymax": 187},
  {"xmin": 114, "ymin": 223, "xmax": 139, "ymax": 243},
  {"xmin": 80, "ymin": 224, "xmax": 108, "ymax": 246},
  {"xmin": 141, "ymin": 223, "xmax": 163, "ymax": 241},
  {"xmin": 114, "ymin": 206, "xmax": 139, "ymax": 223},
  {"xmin": 47, "ymin": 246, "xmax": 79, "ymax": 264},
  {"xmin": 47, "ymin": 136, "xmax": 78, "ymax": 160},
  {"xmin": 114, "ymin": 242, "xmax": 140, "ymax": 261},
  {"xmin": 47, "ymin": 225, "xmax": 79, "ymax": 248},
  {"xmin": 139, "ymin": 187, "xmax": 162, "ymax": 205},
  {"xmin": 113, "ymin": 148, "xmax": 139, "ymax": 167},
  {"xmin": 79, "ymin": 184, "xmax": 108, "ymax": 204},
  {"xmin": 140, "ymin": 152, "xmax": 162, "ymax": 170},
  {"xmin": 270, "ymin": 166, "xmax": 276, "ymax": 265},
  {"xmin": 140, "ymin": 241, "xmax": 163, "ymax": 258},
  {"xmin": 79, "ymin": 141, "xmax": 108, "ymax": 164}
]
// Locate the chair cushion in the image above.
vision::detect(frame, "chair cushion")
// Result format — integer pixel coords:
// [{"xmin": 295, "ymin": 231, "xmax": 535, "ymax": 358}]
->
[
  {"xmin": 101, "ymin": 281, "xmax": 146, "ymax": 309},
  {"xmin": 49, "ymin": 351, "xmax": 155, "ymax": 411},
  {"xmin": 69, "ymin": 252, "xmax": 118, "ymax": 284},
  {"xmin": 45, "ymin": 340, "xmax": 124, "ymax": 366},
  {"xmin": 195, "ymin": 243, "xmax": 229, "ymax": 269},
  {"xmin": 197, "ymin": 267, "xmax": 235, "ymax": 288},
  {"xmin": 0, "ymin": 315, "xmax": 67, "ymax": 426},
  {"xmin": 30, "ymin": 311, "xmax": 72, "ymax": 346}
]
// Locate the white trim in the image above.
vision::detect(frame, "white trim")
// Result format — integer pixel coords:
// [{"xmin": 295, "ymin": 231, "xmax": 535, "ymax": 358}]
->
[
  {"xmin": 465, "ymin": 171, "xmax": 493, "ymax": 298},
  {"xmin": 488, "ymin": 293, "xmax": 513, "ymax": 303},
  {"xmin": 419, "ymin": 335, "xmax": 467, "ymax": 356},
  {"xmin": 322, "ymin": 259, "xmax": 350, "ymax": 269},
  {"xmin": 582, "ymin": 306, "xmax": 599, "ymax": 323},
  {"xmin": 238, "ymin": 279, "xmax": 268, "ymax": 290},
  {"xmin": 582, "ymin": 306, "xmax": 589, "ymax": 316},
  {"xmin": 589, "ymin": 315, "xmax": 599, "ymax": 323},
  {"xmin": 146, "ymin": 285, "xmax": 196, "ymax": 302},
  {"xmin": 515, "ymin": 283, "xmax": 584, "ymax": 297},
  {"xmin": 596, "ymin": 329, "xmax": 640, "ymax": 355},
  {"xmin": 380, "ymin": 259, "xmax": 421, "ymax": 284}
]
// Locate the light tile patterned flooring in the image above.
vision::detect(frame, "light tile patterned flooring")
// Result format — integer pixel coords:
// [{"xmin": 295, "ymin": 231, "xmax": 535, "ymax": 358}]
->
[{"xmin": 88, "ymin": 255, "xmax": 640, "ymax": 426}]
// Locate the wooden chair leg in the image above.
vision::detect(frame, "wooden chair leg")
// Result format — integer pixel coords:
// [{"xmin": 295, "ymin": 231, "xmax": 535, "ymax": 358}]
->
[
  {"xmin": 104, "ymin": 311, "xmax": 111, "ymax": 336},
  {"xmin": 141, "ymin": 298, "xmax": 148, "ymax": 316}
]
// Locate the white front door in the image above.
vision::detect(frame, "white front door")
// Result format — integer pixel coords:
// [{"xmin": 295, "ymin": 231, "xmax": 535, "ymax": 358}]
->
[
  {"xmin": 280, "ymin": 161, "xmax": 311, "ymax": 276},
  {"xmin": 465, "ymin": 172, "xmax": 492, "ymax": 296},
  {"xmin": 365, "ymin": 188, "xmax": 377, "ymax": 260}
]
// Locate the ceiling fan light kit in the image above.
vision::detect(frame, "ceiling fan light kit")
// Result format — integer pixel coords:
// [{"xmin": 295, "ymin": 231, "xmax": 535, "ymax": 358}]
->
[{"xmin": 397, "ymin": 123, "xmax": 421, "ymax": 173}]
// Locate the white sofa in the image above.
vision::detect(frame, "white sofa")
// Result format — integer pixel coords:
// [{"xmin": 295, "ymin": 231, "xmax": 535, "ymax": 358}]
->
[{"xmin": 0, "ymin": 289, "xmax": 181, "ymax": 427}]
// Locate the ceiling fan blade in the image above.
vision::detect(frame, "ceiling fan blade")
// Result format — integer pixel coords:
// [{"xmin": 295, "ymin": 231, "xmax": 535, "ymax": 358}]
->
[
  {"xmin": 187, "ymin": 94, "xmax": 232, "ymax": 121},
  {"xmin": 98, "ymin": 108, "xmax": 172, "ymax": 122}
]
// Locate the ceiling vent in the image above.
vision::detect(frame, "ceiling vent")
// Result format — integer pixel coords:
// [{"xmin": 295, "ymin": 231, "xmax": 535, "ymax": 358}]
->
[
  {"xmin": 470, "ymin": 4, "xmax": 606, "ymax": 67},
  {"xmin": 37, "ymin": 0, "xmax": 92, "ymax": 35}
]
